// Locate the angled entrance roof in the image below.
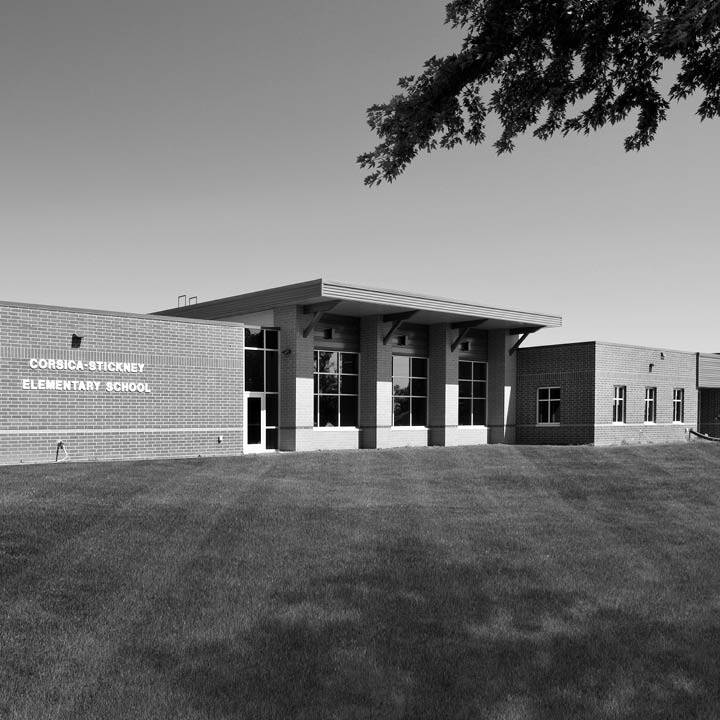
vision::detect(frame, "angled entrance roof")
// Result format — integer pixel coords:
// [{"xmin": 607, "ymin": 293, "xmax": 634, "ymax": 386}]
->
[{"xmin": 155, "ymin": 279, "xmax": 562, "ymax": 331}]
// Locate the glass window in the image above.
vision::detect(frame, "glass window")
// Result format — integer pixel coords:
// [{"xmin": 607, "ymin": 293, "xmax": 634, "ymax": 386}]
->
[
  {"xmin": 245, "ymin": 327, "xmax": 264, "ymax": 348},
  {"xmin": 265, "ymin": 329, "xmax": 279, "ymax": 349},
  {"xmin": 245, "ymin": 350, "xmax": 264, "ymax": 391},
  {"xmin": 265, "ymin": 428, "xmax": 278, "ymax": 450},
  {"xmin": 458, "ymin": 360, "xmax": 487, "ymax": 425},
  {"xmin": 613, "ymin": 386, "xmax": 626, "ymax": 423},
  {"xmin": 644, "ymin": 387, "xmax": 657, "ymax": 423},
  {"xmin": 393, "ymin": 355, "xmax": 428, "ymax": 426},
  {"xmin": 244, "ymin": 328, "xmax": 280, "ymax": 446},
  {"xmin": 537, "ymin": 387, "xmax": 561, "ymax": 424},
  {"xmin": 314, "ymin": 350, "xmax": 359, "ymax": 427},
  {"xmin": 265, "ymin": 352, "xmax": 278, "ymax": 392},
  {"xmin": 316, "ymin": 351, "xmax": 338, "ymax": 374},
  {"xmin": 266, "ymin": 394, "xmax": 278, "ymax": 427},
  {"xmin": 673, "ymin": 388, "xmax": 684, "ymax": 423}
]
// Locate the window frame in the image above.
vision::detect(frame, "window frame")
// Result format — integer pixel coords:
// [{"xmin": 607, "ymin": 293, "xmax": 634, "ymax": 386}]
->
[
  {"xmin": 672, "ymin": 388, "xmax": 685, "ymax": 423},
  {"xmin": 244, "ymin": 327, "xmax": 279, "ymax": 449},
  {"xmin": 313, "ymin": 350, "xmax": 360, "ymax": 429},
  {"xmin": 537, "ymin": 386, "xmax": 561, "ymax": 425},
  {"xmin": 644, "ymin": 386, "xmax": 657, "ymax": 423},
  {"xmin": 458, "ymin": 360, "xmax": 488, "ymax": 426},
  {"xmin": 392, "ymin": 355, "xmax": 428, "ymax": 427},
  {"xmin": 612, "ymin": 385, "xmax": 627, "ymax": 424}
]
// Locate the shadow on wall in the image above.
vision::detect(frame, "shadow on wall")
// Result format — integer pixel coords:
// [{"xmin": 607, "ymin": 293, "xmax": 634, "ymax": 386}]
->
[{"xmin": 135, "ymin": 538, "xmax": 720, "ymax": 719}]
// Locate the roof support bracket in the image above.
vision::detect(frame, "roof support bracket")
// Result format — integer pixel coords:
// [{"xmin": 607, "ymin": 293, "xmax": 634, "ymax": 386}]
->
[
  {"xmin": 450, "ymin": 327, "xmax": 472, "ymax": 353},
  {"xmin": 450, "ymin": 319, "xmax": 488, "ymax": 352},
  {"xmin": 383, "ymin": 319, "xmax": 405, "ymax": 346},
  {"xmin": 302, "ymin": 300, "xmax": 340, "ymax": 315},
  {"xmin": 382, "ymin": 310, "xmax": 417, "ymax": 345},
  {"xmin": 302, "ymin": 301, "xmax": 339, "ymax": 338},
  {"xmin": 508, "ymin": 328, "xmax": 539, "ymax": 356},
  {"xmin": 302, "ymin": 311, "xmax": 324, "ymax": 338}
]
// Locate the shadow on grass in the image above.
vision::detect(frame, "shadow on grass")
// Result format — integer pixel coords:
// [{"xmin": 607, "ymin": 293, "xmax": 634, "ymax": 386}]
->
[{"xmin": 138, "ymin": 538, "xmax": 720, "ymax": 719}]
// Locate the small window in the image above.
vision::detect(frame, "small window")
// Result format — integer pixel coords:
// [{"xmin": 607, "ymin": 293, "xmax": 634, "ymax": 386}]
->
[
  {"xmin": 395, "ymin": 335, "xmax": 407, "ymax": 347},
  {"xmin": 71, "ymin": 334, "xmax": 82, "ymax": 348},
  {"xmin": 537, "ymin": 387, "xmax": 561, "ymax": 424},
  {"xmin": 644, "ymin": 387, "xmax": 657, "ymax": 423},
  {"xmin": 323, "ymin": 328, "xmax": 333, "ymax": 340},
  {"xmin": 459, "ymin": 341, "xmax": 470, "ymax": 352},
  {"xmin": 612, "ymin": 386, "xmax": 626, "ymax": 423},
  {"xmin": 673, "ymin": 388, "xmax": 684, "ymax": 423}
]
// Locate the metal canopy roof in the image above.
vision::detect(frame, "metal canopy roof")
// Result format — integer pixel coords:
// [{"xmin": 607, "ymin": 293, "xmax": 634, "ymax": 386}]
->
[{"xmin": 155, "ymin": 279, "xmax": 562, "ymax": 330}]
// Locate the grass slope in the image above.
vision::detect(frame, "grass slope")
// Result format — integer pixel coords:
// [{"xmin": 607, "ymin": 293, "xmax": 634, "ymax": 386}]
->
[{"xmin": 2, "ymin": 443, "xmax": 720, "ymax": 719}]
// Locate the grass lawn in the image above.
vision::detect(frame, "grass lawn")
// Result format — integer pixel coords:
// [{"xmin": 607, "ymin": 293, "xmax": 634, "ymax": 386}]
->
[{"xmin": 2, "ymin": 443, "xmax": 720, "ymax": 719}]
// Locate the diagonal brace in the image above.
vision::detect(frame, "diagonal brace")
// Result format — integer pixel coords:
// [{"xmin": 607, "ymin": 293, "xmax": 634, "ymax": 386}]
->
[
  {"xmin": 508, "ymin": 329, "xmax": 539, "ymax": 356},
  {"xmin": 382, "ymin": 310, "xmax": 418, "ymax": 345},
  {"xmin": 450, "ymin": 319, "xmax": 488, "ymax": 352},
  {"xmin": 383, "ymin": 318, "xmax": 405, "ymax": 345},
  {"xmin": 450, "ymin": 327, "xmax": 472, "ymax": 352},
  {"xmin": 302, "ymin": 301, "xmax": 339, "ymax": 338},
  {"xmin": 302, "ymin": 311, "xmax": 325, "ymax": 338}
]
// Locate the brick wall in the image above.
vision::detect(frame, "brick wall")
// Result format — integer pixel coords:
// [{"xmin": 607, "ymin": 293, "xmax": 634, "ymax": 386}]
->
[
  {"xmin": 594, "ymin": 343, "xmax": 696, "ymax": 445},
  {"xmin": 516, "ymin": 341, "xmax": 697, "ymax": 446},
  {"xmin": 516, "ymin": 343, "xmax": 596, "ymax": 444},
  {"xmin": 0, "ymin": 302, "xmax": 244, "ymax": 464}
]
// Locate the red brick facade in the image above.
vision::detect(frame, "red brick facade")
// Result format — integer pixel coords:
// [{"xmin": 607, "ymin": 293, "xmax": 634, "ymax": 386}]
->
[
  {"xmin": 0, "ymin": 302, "xmax": 244, "ymax": 464},
  {"xmin": 2, "ymin": 286, "xmax": 709, "ymax": 463},
  {"xmin": 517, "ymin": 342, "xmax": 697, "ymax": 445},
  {"xmin": 516, "ymin": 342, "xmax": 596, "ymax": 445}
]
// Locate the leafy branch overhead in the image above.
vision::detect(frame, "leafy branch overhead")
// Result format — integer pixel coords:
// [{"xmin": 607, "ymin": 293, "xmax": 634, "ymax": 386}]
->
[{"xmin": 357, "ymin": 0, "xmax": 720, "ymax": 185}]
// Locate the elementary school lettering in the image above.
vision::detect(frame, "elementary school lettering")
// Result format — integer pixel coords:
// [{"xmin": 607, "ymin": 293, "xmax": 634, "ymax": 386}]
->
[
  {"xmin": 23, "ymin": 358, "xmax": 152, "ymax": 393},
  {"xmin": 28, "ymin": 358, "xmax": 146, "ymax": 373},
  {"xmin": 22, "ymin": 379, "xmax": 151, "ymax": 393}
]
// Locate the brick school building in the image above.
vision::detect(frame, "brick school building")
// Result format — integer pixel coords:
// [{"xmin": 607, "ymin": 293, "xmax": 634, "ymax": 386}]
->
[{"xmin": 1, "ymin": 280, "xmax": 719, "ymax": 463}]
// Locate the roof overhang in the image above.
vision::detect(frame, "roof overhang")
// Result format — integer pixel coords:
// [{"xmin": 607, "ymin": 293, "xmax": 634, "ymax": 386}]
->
[{"xmin": 154, "ymin": 278, "xmax": 562, "ymax": 331}]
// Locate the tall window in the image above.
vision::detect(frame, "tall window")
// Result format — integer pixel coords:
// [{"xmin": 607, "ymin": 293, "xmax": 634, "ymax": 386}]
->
[
  {"xmin": 392, "ymin": 356, "xmax": 427, "ymax": 426},
  {"xmin": 673, "ymin": 388, "xmax": 685, "ymax": 422},
  {"xmin": 612, "ymin": 386, "xmax": 626, "ymax": 423},
  {"xmin": 537, "ymin": 387, "xmax": 561, "ymax": 424},
  {"xmin": 459, "ymin": 361, "xmax": 487, "ymax": 425},
  {"xmin": 644, "ymin": 387, "xmax": 657, "ymax": 423},
  {"xmin": 314, "ymin": 351, "xmax": 359, "ymax": 427},
  {"xmin": 245, "ymin": 328, "xmax": 279, "ymax": 448}
]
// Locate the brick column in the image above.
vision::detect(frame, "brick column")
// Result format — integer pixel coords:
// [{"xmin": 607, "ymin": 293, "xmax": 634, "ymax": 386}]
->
[
  {"xmin": 487, "ymin": 330, "xmax": 517, "ymax": 443},
  {"xmin": 428, "ymin": 324, "xmax": 459, "ymax": 446},
  {"xmin": 359, "ymin": 316, "xmax": 392, "ymax": 448},
  {"xmin": 275, "ymin": 305, "xmax": 314, "ymax": 451}
]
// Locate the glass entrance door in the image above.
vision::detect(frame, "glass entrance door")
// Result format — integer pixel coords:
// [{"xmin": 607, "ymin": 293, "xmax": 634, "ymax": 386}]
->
[{"xmin": 245, "ymin": 393, "xmax": 266, "ymax": 452}]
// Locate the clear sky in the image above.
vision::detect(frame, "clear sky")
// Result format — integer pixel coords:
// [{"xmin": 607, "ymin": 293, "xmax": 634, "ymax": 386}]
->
[{"xmin": 1, "ymin": 1, "xmax": 717, "ymax": 351}]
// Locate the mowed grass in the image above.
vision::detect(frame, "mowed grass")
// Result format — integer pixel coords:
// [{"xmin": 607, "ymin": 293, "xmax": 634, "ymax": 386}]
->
[{"xmin": 2, "ymin": 444, "xmax": 720, "ymax": 719}]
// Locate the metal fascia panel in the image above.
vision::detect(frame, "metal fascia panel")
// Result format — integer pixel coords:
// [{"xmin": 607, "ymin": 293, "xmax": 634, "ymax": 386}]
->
[{"xmin": 320, "ymin": 280, "xmax": 562, "ymax": 327}]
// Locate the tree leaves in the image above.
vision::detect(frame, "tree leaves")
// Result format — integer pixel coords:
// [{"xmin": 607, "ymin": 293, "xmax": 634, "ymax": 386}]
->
[{"xmin": 358, "ymin": 0, "xmax": 720, "ymax": 185}]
